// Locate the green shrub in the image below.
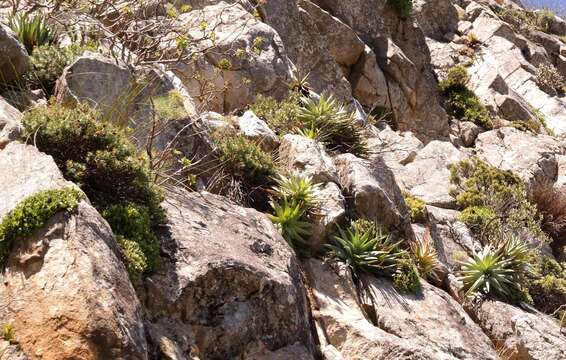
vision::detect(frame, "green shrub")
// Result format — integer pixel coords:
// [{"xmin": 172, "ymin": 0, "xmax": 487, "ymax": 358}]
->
[
  {"xmin": 403, "ymin": 192, "xmax": 426, "ymax": 223},
  {"xmin": 21, "ymin": 103, "xmax": 164, "ymax": 276},
  {"xmin": 27, "ymin": 44, "xmax": 94, "ymax": 95},
  {"xmin": 2, "ymin": 324, "xmax": 15, "ymax": 343},
  {"xmin": 387, "ymin": 0, "xmax": 412, "ymax": 19},
  {"xmin": 8, "ymin": 13, "xmax": 56, "ymax": 54},
  {"xmin": 535, "ymin": 63, "xmax": 565, "ymax": 94},
  {"xmin": 393, "ymin": 257, "xmax": 421, "ymax": 293},
  {"xmin": 152, "ymin": 90, "xmax": 187, "ymax": 121},
  {"xmin": 251, "ymin": 92, "xmax": 302, "ymax": 135},
  {"xmin": 298, "ymin": 95, "xmax": 368, "ymax": 157},
  {"xmin": 102, "ymin": 203, "xmax": 160, "ymax": 276},
  {"xmin": 439, "ymin": 66, "xmax": 492, "ymax": 128},
  {"xmin": 530, "ymin": 274, "xmax": 566, "ymax": 315},
  {"xmin": 449, "ymin": 158, "xmax": 545, "ymax": 242},
  {"xmin": 0, "ymin": 187, "xmax": 83, "ymax": 268},
  {"xmin": 535, "ymin": 8, "xmax": 556, "ymax": 33},
  {"xmin": 269, "ymin": 199, "xmax": 311, "ymax": 255}
]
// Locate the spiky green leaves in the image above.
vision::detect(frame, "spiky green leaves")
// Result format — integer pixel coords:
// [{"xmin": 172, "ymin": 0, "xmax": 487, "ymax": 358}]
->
[
  {"xmin": 271, "ymin": 173, "xmax": 321, "ymax": 210},
  {"xmin": 410, "ymin": 232, "xmax": 440, "ymax": 279},
  {"xmin": 8, "ymin": 13, "xmax": 56, "ymax": 54},
  {"xmin": 0, "ymin": 187, "xmax": 83, "ymax": 268},
  {"xmin": 269, "ymin": 199, "xmax": 311, "ymax": 254}
]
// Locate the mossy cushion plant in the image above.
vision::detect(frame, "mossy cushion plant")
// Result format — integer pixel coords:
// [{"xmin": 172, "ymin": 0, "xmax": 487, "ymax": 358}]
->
[
  {"xmin": 0, "ymin": 187, "xmax": 83, "ymax": 268},
  {"xmin": 21, "ymin": 103, "xmax": 163, "ymax": 277}
]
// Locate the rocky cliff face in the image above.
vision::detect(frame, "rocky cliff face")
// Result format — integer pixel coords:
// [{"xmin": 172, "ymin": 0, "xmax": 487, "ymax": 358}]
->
[{"xmin": 1, "ymin": 0, "xmax": 566, "ymax": 359}]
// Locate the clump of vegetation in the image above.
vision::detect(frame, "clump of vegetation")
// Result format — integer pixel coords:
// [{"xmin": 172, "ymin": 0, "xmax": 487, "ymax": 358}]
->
[
  {"xmin": 152, "ymin": 90, "xmax": 187, "ymax": 121},
  {"xmin": 2, "ymin": 324, "xmax": 16, "ymax": 344},
  {"xmin": 410, "ymin": 231, "xmax": 440, "ymax": 280},
  {"xmin": 27, "ymin": 44, "xmax": 94, "ymax": 95},
  {"xmin": 298, "ymin": 95, "xmax": 368, "ymax": 157},
  {"xmin": 526, "ymin": 256, "xmax": 566, "ymax": 322},
  {"xmin": 268, "ymin": 173, "xmax": 321, "ymax": 255},
  {"xmin": 21, "ymin": 103, "xmax": 163, "ymax": 277},
  {"xmin": 449, "ymin": 158, "xmax": 544, "ymax": 243},
  {"xmin": 251, "ymin": 92, "xmax": 302, "ymax": 135},
  {"xmin": 530, "ymin": 182, "xmax": 566, "ymax": 251},
  {"xmin": 439, "ymin": 65, "xmax": 492, "ymax": 128},
  {"xmin": 535, "ymin": 63, "xmax": 565, "ymax": 94},
  {"xmin": 8, "ymin": 13, "xmax": 57, "ymax": 54},
  {"xmin": 0, "ymin": 187, "xmax": 83, "ymax": 268},
  {"xmin": 326, "ymin": 219, "xmax": 420, "ymax": 292},
  {"xmin": 387, "ymin": 0, "xmax": 412, "ymax": 19},
  {"xmin": 403, "ymin": 192, "xmax": 426, "ymax": 223},
  {"xmin": 534, "ymin": 8, "xmax": 556, "ymax": 33},
  {"xmin": 458, "ymin": 237, "xmax": 531, "ymax": 299}
]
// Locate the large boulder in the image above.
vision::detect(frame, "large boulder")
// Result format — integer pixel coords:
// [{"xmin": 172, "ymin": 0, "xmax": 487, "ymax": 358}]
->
[
  {"xmin": 306, "ymin": 259, "xmax": 498, "ymax": 359},
  {"xmin": 475, "ymin": 300, "xmax": 566, "ymax": 360},
  {"xmin": 0, "ymin": 97, "xmax": 22, "ymax": 150},
  {"xmin": 279, "ymin": 134, "xmax": 339, "ymax": 184},
  {"xmin": 475, "ymin": 127, "xmax": 564, "ymax": 187},
  {"xmin": 237, "ymin": 110, "xmax": 279, "ymax": 151},
  {"xmin": 0, "ymin": 24, "xmax": 29, "ymax": 86},
  {"xmin": 170, "ymin": 2, "xmax": 294, "ymax": 113},
  {"xmin": 367, "ymin": 126, "xmax": 424, "ymax": 168},
  {"xmin": 143, "ymin": 189, "xmax": 315, "ymax": 359},
  {"xmin": 394, "ymin": 141, "xmax": 467, "ymax": 209},
  {"xmin": 55, "ymin": 51, "xmax": 135, "ymax": 114},
  {"xmin": 333, "ymin": 153, "xmax": 412, "ymax": 237},
  {"xmin": 0, "ymin": 142, "xmax": 147, "ymax": 359}
]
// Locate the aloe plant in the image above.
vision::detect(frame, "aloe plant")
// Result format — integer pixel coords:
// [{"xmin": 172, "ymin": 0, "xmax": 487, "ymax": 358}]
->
[
  {"xmin": 8, "ymin": 13, "xmax": 57, "ymax": 54},
  {"xmin": 269, "ymin": 199, "xmax": 311, "ymax": 254}
]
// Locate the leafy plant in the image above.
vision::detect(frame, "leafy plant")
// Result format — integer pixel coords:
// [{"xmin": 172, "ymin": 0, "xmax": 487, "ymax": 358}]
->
[
  {"xmin": 152, "ymin": 90, "xmax": 187, "ymax": 121},
  {"xmin": 439, "ymin": 66, "xmax": 492, "ymax": 128},
  {"xmin": 0, "ymin": 187, "xmax": 83, "ymax": 268},
  {"xmin": 8, "ymin": 13, "xmax": 57, "ymax": 54},
  {"xmin": 2, "ymin": 324, "xmax": 15, "ymax": 343},
  {"xmin": 269, "ymin": 199, "xmax": 311, "ymax": 255},
  {"xmin": 410, "ymin": 230, "xmax": 440, "ymax": 279},
  {"xmin": 298, "ymin": 95, "xmax": 368, "ymax": 157},
  {"xmin": 327, "ymin": 220, "xmax": 400, "ymax": 276},
  {"xmin": 403, "ymin": 192, "xmax": 426, "ymax": 223},
  {"xmin": 393, "ymin": 257, "xmax": 421, "ymax": 293},
  {"xmin": 458, "ymin": 237, "xmax": 531, "ymax": 298},
  {"xmin": 251, "ymin": 92, "xmax": 302, "ymax": 135},
  {"xmin": 459, "ymin": 206, "xmax": 498, "ymax": 234},
  {"xmin": 270, "ymin": 173, "xmax": 321, "ymax": 210},
  {"xmin": 535, "ymin": 63, "xmax": 564, "ymax": 94}
]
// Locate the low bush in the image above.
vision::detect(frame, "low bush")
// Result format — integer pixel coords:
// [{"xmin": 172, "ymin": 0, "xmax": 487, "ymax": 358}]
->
[
  {"xmin": 250, "ymin": 92, "xmax": 302, "ymax": 135},
  {"xmin": 0, "ymin": 187, "xmax": 83, "ymax": 268},
  {"xmin": 8, "ymin": 13, "xmax": 56, "ymax": 54},
  {"xmin": 152, "ymin": 90, "xmax": 187, "ymax": 121},
  {"xmin": 458, "ymin": 206, "xmax": 498, "ymax": 234},
  {"xmin": 21, "ymin": 103, "xmax": 164, "ymax": 277},
  {"xmin": 387, "ymin": 0, "xmax": 412, "ymax": 19},
  {"xmin": 27, "ymin": 44, "xmax": 94, "ymax": 95},
  {"xmin": 439, "ymin": 66, "xmax": 492, "ymax": 128},
  {"xmin": 403, "ymin": 192, "xmax": 426, "ymax": 223},
  {"xmin": 393, "ymin": 256, "xmax": 421, "ymax": 293},
  {"xmin": 535, "ymin": 63, "xmax": 565, "ymax": 94}
]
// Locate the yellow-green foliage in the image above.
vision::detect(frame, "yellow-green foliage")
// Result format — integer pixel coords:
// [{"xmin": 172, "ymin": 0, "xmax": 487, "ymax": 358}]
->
[
  {"xmin": 153, "ymin": 90, "xmax": 187, "ymax": 121},
  {"xmin": 251, "ymin": 92, "xmax": 302, "ymax": 135},
  {"xmin": 0, "ymin": 188, "xmax": 83, "ymax": 268},
  {"xmin": 8, "ymin": 13, "xmax": 56, "ymax": 54},
  {"xmin": 439, "ymin": 66, "xmax": 492, "ymax": 128},
  {"xmin": 403, "ymin": 192, "xmax": 426, "ymax": 223},
  {"xmin": 528, "ymin": 257, "xmax": 566, "ymax": 319},
  {"xmin": 450, "ymin": 158, "xmax": 544, "ymax": 241},
  {"xmin": 2, "ymin": 324, "xmax": 15, "ymax": 343},
  {"xmin": 410, "ymin": 233, "xmax": 440, "ymax": 279}
]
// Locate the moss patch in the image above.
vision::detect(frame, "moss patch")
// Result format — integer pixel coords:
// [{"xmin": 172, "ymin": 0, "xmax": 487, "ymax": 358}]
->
[{"xmin": 0, "ymin": 187, "xmax": 83, "ymax": 268}]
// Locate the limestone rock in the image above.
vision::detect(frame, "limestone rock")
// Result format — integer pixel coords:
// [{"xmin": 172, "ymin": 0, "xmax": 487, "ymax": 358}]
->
[
  {"xmin": 395, "ymin": 141, "xmax": 467, "ymax": 209},
  {"xmin": 237, "ymin": 110, "xmax": 279, "ymax": 151},
  {"xmin": 55, "ymin": 51, "xmax": 134, "ymax": 114},
  {"xmin": 475, "ymin": 127, "xmax": 563, "ymax": 187},
  {"xmin": 349, "ymin": 46, "xmax": 389, "ymax": 109},
  {"xmin": 475, "ymin": 300, "xmax": 566, "ymax": 360},
  {"xmin": 143, "ymin": 190, "xmax": 315, "ymax": 359},
  {"xmin": 367, "ymin": 126, "xmax": 424, "ymax": 168},
  {"xmin": 0, "ymin": 97, "xmax": 22, "ymax": 150},
  {"xmin": 309, "ymin": 182, "xmax": 346, "ymax": 251},
  {"xmin": 171, "ymin": 2, "xmax": 294, "ymax": 113},
  {"xmin": 0, "ymin": 24, "xmax": 29, "ymax": 86},
  {"xmin": 0, "ymin": 143, "xmax": 147, "ymax": 359},
  {"xmin": 333, "ymin": 153, "xmax": 412, "ymax": 237},
  {"xmin": 279, "ymin": 134, "xmax": 339, "ymax": 184}
]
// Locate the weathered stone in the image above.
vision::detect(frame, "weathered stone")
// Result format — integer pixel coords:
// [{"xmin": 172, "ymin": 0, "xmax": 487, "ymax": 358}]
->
[
  {"xmin": 453, "ymin": 120, "xmax": 481, "ymax": 147},
  {"xmin": 0, "ymin": 97, "xmax": 22, "ymax": 150},
  {"xmin": 144, "ymin": 190, "xmax": 315, "ymax": 359},
  {"xmin": 237, "ymin": 110, "xmax": 279, "ymax": 151},
  {"xmin": 279, "ymin": 134, "xmax": 339, "ymax": 184},
  {"xmin": 0, "ymin": 341, "xmax": 27, "ymax": 360},
  {"xmin": 309, "ymin": 182, "xmax": 346, "ymax": 251},
  {"xmin": 55, "ymin": 51, "xmax": 134, "ymax": 114},
  {"xmin": 395, "ymin": 141, "xmax": 467, "ymax": 209},
  {"xmin": 475, "ymin": 300, "xmax": 566, "ymax": 360},
  {"xmin": 334, "ymin": 153, "xmax": 412, "ymax": 237},
  {"xmin": 367, "ymin": 126, "xmax": 424, "ymax": 167},
  {"xmin": 0, "ymin": 143, "xmax": 147, "ymax": 359},
  {"xmin": 349, "ymin": 46, "xmax": 389, "ymax": 108},
  {"xmin": 0, "ymin": 24, "xmax": 29, "ymax": 86},
  {"xmin": 475, "ymin": 127, "xmax": 563, "ymax": 187}
]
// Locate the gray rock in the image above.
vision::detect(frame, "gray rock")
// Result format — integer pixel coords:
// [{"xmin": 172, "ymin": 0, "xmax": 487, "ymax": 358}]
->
[
  {"xmin": 0, "ymin": 97, "xmax": 22, "ymax": 150},
  {"xmin": 237, "ymin": 110, "xmax": 279, "ymax": 151},
  {"xmin": 367, "ymin": 126, "xmax": 424, "ymax": 167},
  {"xmin": 475, "ymin": 300, "xmax": 566, "ymax": 360},
  {"xmin": 0, "ymin": 24, "xmax": 29, "ymax": 86},
  {"xmin": 334, "ymin": 153, "xmax": 412, "ymax": 237},
  {"xmin": 144, "ymin": 190, "xmax": 315, "ymax": 359},
  {"xmin": 309, "ymin": 182, "xmax": 346, "ymax": 251},
  {"xmin": 0, "ymin": 142, "xmax": 147, "ymax": 359},
  {"xmin": 279, "ymin": 134, "xmax": 339, "ymax": 184},
  {"xmin": 349, "ymin": 45, "xmax": 389, "ymax": 109}
]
